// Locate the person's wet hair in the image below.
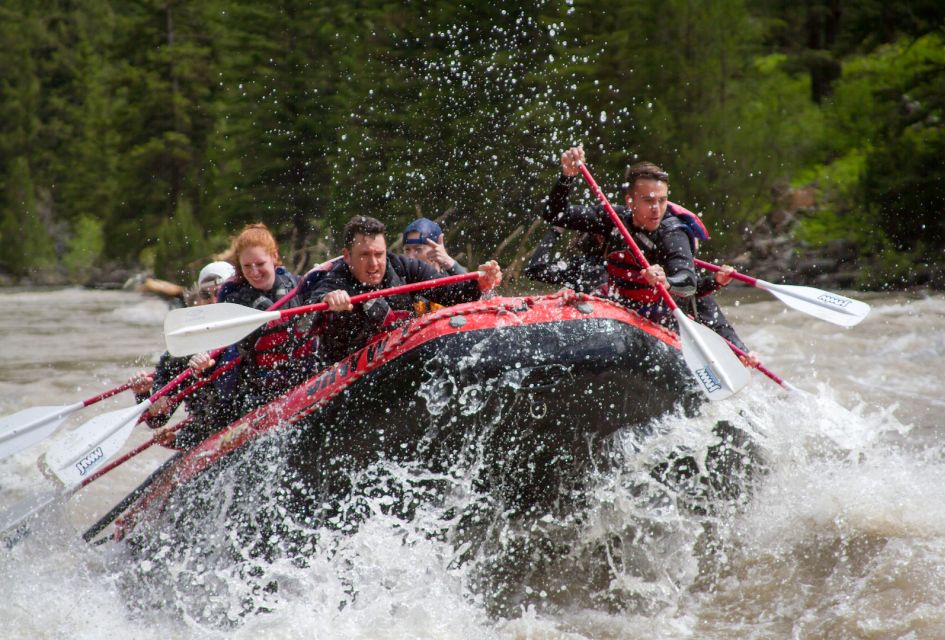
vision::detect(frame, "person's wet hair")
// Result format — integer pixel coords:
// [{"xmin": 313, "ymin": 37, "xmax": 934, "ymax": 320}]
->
[
  {"xmin": 343, "ymin": 216, "xmax": 386, "ymax": 248},
  {"xmin": 622, "ymin": 162, "xmax": 669, "ymax": 196}
]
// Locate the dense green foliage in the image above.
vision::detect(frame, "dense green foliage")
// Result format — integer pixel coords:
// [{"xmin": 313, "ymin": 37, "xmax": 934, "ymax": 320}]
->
[{"xmin": 0, "ymin": 0, "xmax": 942, "ymax": 286}]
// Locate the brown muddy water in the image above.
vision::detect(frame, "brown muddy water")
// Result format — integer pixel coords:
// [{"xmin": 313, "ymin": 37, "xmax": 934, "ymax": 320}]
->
[{"xmin": 1, "ymin": 286, "xmax": 943, "ymax": 639}]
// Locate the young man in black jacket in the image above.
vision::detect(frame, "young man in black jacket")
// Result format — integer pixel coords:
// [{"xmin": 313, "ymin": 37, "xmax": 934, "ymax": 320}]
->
[
  {"xmin": 303, "ymin": 216, "xmax": 502, "ymax": 364},
  {"xmin": 542, "ymin": 146, "xmax": 758, "ymax": 366}
]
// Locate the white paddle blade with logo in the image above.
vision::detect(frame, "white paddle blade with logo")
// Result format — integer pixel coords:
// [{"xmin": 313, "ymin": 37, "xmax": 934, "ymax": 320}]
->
[
  {"xmin": 674, "ymin": 309, "xmax": 750, "ymax": 401},
  {"xmin": 42, "ymin": 401, "xmax": 151, "ymax": 487},
  {"xmin": 757, "ymin": 280, "xmax": 870, "ymax": 327}
]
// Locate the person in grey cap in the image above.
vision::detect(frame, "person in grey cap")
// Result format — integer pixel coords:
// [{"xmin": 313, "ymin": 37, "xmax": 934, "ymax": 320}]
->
[
  {"xmin": 129, "ymin": 259, "xmax": 239, "ymax": 447},
  {"xmin": 401, "ymin": 217, "xmax": 467, "ymax": 276},
  {"xmin": 194, "ymin": 260, "xmax": 236, "ymax": 304}
]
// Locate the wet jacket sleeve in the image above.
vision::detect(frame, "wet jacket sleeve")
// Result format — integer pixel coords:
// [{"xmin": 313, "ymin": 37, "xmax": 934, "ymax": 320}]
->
[
  {"xmin": 523, "ymin": 228, "xmax": 563, "ymax": 281},
  {"xmin": 443, "ymin": 260, "xmax": 468, "ymax": 276},
  {"xmin": 540, "ymin": 175, "xmax": 611, "ymax": 234},
  {"xmin": 523, "ymin": 228, "xmax": 605, "ymax": 292},
  {"xmin": 696, "ymin": 272, "xmax": 724, "ymax": 297},
  {"xmin": 302, "ymin": 268, "xmax": 347, "ymax": 304},
  {"xmin": 660, "ymin": 227, "xmax": 698, "ymax": 298}
]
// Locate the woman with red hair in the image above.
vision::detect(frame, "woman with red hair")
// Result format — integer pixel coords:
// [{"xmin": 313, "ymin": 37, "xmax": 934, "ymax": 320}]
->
[
  {"xmin": 192, "ymin": 223, "xmax": 317, "ymax": 413},
  {"xmin": 219, "ymin": 223, "xmax": 299, "ymax": 309}
]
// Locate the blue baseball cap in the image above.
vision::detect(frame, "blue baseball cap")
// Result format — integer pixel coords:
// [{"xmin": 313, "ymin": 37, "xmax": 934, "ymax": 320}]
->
[{"xmin": 402, "ymin": 218, "xmax": 443, "ymax": 245}]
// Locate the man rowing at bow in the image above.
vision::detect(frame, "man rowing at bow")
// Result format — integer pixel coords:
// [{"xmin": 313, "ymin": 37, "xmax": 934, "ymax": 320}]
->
[
  {"xmin": 302, "ymin": 215, "xmax": 503, "ymax": 365},
  {"xmin": 542, "ymin": 146, "xmax": 760, "ymax": 367}
]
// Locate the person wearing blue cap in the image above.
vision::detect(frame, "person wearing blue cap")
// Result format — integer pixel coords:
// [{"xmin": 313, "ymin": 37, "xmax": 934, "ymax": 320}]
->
[
  {"xmin": 304, "ymin": 216, "xmax": 502, "ymax": 364},
  {"xmin": 401, "ymin": 218, "xmax": 467, "ymax": 276}
]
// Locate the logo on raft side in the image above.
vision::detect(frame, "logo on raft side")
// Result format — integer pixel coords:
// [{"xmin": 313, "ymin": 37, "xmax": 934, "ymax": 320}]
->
[{"xmin": 306, "ymin": 337, "xmax": 389, "ymax": 398}]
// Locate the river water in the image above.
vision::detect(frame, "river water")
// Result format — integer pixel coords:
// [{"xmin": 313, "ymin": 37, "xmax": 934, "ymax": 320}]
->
[{"xmin": 1, "ymin": 286, "xmax": 943, "ymax": 639}]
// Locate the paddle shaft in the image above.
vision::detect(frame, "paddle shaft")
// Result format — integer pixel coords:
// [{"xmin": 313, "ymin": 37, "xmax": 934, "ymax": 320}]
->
[
  {"xmin": 81, "ymin": 380, "xmax": 139, "ymax": 407},
  {"xmin": 250, "ymin": 271, "xmax": 483, "ymax": 325},
  {"xmin": 694, "ymin": 258, "xmax": 760, "ymax": 287}
]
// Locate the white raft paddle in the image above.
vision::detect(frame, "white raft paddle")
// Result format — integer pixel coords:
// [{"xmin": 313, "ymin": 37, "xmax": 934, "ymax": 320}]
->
[
  {"xmin": 163, "ymin": 270, "xmax": 484, "ymax": 356},
  {"xmin": 40, "ymin": 400, "xmax": 153, "ymax": 487},
  {"xmin": 694, "ymin": 259, "xmax": 870, "ymax": 327},
  {"xmin": 0, "ymin": 281, "xmax": 315, "ymax": 541},
  {"xmin": 577, "ymin": 163, "xmax": 750, "ymax": 401},
  {"xmin": 0, "ymin": 380, "xmax": 140, "ymax": 461}
]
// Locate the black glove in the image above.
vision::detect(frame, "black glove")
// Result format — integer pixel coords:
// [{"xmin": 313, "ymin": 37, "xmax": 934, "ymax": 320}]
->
[{"xmin": 362, "ymin": 297, "xmax": 390, "ymax": 324}]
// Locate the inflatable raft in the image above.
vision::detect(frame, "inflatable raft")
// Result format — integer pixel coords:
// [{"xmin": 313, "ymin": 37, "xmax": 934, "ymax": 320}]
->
[{"xmin": 113, "ymin": 290, "xmax": 705, "ymax": 541}]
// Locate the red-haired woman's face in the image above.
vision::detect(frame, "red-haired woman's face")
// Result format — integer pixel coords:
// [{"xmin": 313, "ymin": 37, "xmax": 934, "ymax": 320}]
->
[{"xmin": 239, "ymin": 245, "xmax": 277, "ymax": 291}]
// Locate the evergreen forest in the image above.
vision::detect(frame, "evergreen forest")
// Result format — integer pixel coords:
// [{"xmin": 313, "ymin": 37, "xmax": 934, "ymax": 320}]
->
[{"xmin": 0, "ymin": 1, "xmax": 942, "ymax": 288}]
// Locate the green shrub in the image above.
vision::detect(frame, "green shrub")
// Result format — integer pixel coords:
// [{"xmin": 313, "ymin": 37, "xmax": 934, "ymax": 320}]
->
[
  {"xmin": 152, "ymin": 200, "xmax": 209, "ymax": 283},
  {"xmin": 62, "ymin": 215, "xmax": 105, "ymax": 279}
]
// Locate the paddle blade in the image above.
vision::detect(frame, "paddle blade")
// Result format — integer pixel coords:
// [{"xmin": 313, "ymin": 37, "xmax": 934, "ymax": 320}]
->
[
  {"xmin": 0, "ymin": 403, "xmax": 83, "ymax": 460},
  {"xmin": 164, "ymin": 303, "xmax": 280, "ymax": 356},
  {"xmin": 759, "ymin": 282, "xmax": 870, "ymax": 327},
  {"xmin": 42, "ymin": 402, "xmax": 150, "ymax": 487},
  {"xmin": 0, "ymin": 489, "xmax": 61, "ymax": 544},
  {"xmin": 675, "ymin": 311, "xmax": 751, "ymax": 401}
]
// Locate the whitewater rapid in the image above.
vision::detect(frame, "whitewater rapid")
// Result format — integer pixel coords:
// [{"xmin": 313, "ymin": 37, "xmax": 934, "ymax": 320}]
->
[{"xmin": 1, "ymin": 287, "xmax": 943, "ymax": 639}]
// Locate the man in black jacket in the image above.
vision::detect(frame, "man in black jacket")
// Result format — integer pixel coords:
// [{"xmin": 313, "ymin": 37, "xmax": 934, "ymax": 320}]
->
[
  {"xmin": 304, "ymin": 216, "xmax": 502, "ymax": 364},
  {"xmin": 543, "ymin": 146, "xmax": 758, "ymax": 366}
]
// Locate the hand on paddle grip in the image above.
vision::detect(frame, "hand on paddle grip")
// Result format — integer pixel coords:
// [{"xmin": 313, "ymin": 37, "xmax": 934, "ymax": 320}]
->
[
  {"xmin": 477, "ymin": 261, "xmax": 502, "ymax": 292},
  {"xmin": 129, "ymin": 371, "xmax": 153, "ymax": 396},
  {"xmin": 641, "ymin": 264, "xmax": 667, "ymax": 289},
  {"xmin": 323, "ymin": 290, "xmax": 354, "ymax": 312},
  {"xmin": 188, "ymin": 352, "xmax": 215, "ymax": 375},
  {"xmin": 560, "ymin": 146, "xmax": 585, "ymax": 177},
  {"xmin": 714, "ymin": 265, "xmax": 736, "ymax": 287}
]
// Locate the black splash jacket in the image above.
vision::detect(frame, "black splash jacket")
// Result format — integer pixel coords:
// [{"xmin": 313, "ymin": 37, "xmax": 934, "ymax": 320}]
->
[
  {"xmin": 541, "ymin": 175, "xmax": 697, "ymax": 299},
  {"xmin": 304, "ymin": 253, "xmax": 482, "ymax": 364}
]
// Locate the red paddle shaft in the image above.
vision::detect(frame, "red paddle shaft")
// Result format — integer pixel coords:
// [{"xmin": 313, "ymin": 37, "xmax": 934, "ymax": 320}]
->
[
  {"xmin": 265, "ymin": 270, "xmax": 483, "ymax": 323},
  {"xmin": 79, "ymin": 380, "xmax": 140, "ymax": 407},
  {"xmin": 694, "ymin": 258, "xmax": 759, "ymax": 286}
]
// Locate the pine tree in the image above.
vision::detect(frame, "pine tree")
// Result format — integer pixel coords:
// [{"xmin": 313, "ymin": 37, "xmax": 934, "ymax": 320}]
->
[
  {"xmin": 107, "ymin": 0, "xmax": 223, "ymax": 259},
  {"xmin": 0, "ymin": 157, "xmax": 56, "ymax": 276}
]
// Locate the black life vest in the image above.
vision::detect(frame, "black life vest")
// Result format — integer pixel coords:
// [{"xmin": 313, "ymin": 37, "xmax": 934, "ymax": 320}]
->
[
  {"xmin": 219, "ymin": 269, "xmax": 307, "ymax": 384},
  {"xmin": 605, "ymin": 203, "xmax": 710, "ymax": 303}
]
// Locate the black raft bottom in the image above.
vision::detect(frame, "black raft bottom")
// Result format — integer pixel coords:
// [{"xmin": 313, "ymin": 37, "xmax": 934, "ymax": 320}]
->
[{"xmin": 283, "ymin": 317, "xmax": 703, "ymax": 514}]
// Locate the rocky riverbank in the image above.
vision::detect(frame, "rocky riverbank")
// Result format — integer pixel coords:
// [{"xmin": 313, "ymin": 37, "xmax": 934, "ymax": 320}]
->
[{"xmin": 731, "ymin": 185, "xmax": 945, "ymax": 291}]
